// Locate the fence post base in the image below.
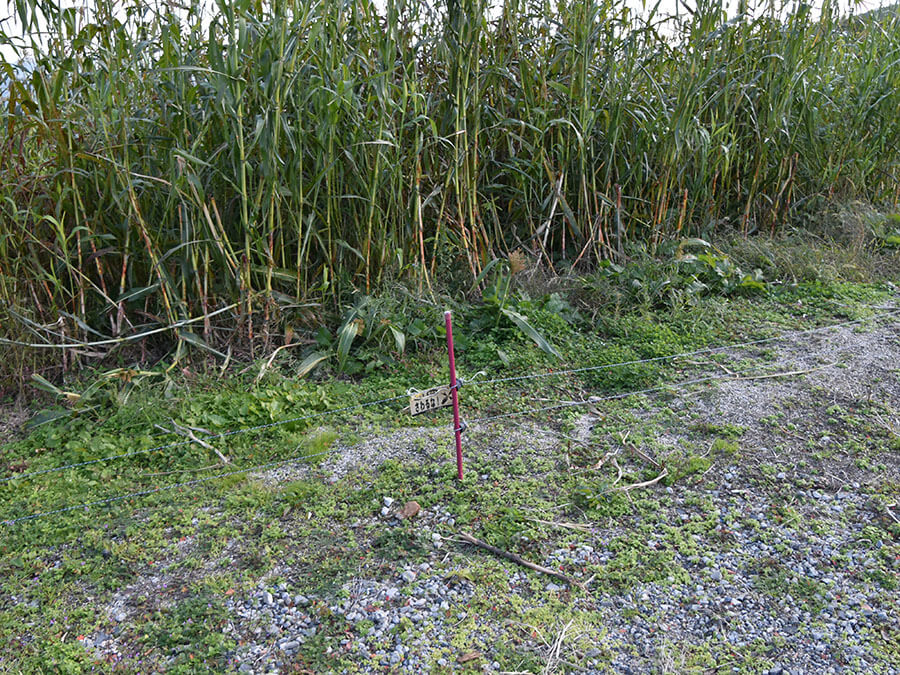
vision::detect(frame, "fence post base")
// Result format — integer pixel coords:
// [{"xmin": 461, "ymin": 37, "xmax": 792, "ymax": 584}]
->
[{"xmin": 445, "ymin": 311, "xmax": 464, "ymax": 481}]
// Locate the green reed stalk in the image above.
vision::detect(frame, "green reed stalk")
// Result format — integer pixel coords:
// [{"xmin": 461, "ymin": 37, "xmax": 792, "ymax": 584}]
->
[{"xmin": 1, "ymin": 0, "xmax": 899, "ymax": 364}]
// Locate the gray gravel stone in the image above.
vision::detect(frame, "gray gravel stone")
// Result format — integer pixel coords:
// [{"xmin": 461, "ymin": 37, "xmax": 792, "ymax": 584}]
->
[{"xmin": 201, "ymin": 322, "xmax": 900, "ymax": 675}]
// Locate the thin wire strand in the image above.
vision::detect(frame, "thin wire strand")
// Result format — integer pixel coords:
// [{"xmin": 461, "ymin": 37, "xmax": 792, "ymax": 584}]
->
[
  {"xmin": 0, "ymin": 392, "xmax": 409, "ymax": 484},
  {"xmin": 0, "ymin": 346, "xmax": 858, "ymax": 526},
  {"xmin": 468, "ymin": 355, "xmax": 835, "ymax": 425},
  {"xmin": 3, "ymin": 445, "xmax": 342, "ymax": 526},
  {"xmin": 6, "ymin": 308, "xmax": 895, "ymax": 484},
  {"xmin": 0, "ymin": 301, "xmax": 242, "ymax": 349},
  {"xmin": 6, "ymin": 355, "xmax": 834, "ymax": 527},
  {"xmin": 460, "ymin": 308, "xmax": 898, "ymax": 389}
]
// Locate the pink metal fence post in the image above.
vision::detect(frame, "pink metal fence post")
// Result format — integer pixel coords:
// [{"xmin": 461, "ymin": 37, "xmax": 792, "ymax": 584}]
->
[{"xmin": 444, "ymin": 310, "xmax": 464, "ymax": 480}]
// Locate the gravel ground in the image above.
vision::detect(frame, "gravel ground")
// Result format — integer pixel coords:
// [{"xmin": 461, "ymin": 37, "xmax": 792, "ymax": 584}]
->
[
  {"xmin": 203, "ymin": 486, "xmax": 899, "ymax": 674},
  {"xmin": 71, "ymin": 318, "xmax": 900, "ymax": 673}
]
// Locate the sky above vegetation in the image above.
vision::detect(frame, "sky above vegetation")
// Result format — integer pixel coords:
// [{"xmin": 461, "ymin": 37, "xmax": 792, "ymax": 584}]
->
[{"xmin": 0, "ymin": 0, "xmax": 888, "ymax": 63}]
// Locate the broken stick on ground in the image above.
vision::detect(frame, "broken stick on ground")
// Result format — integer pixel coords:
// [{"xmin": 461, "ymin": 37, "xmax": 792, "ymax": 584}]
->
[{"xmin": 457, "ymin": 532, "xmax": 585, "ymax": 590}]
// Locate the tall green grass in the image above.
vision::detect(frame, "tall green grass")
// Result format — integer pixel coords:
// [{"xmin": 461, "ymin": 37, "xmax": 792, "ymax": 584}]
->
[{"xmin": 1, "ymin": 0, "xmax": 899, "ymax": 371}]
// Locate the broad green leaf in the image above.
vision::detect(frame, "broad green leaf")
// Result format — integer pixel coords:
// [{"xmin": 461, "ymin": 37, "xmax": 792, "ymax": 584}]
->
[
  {"xmin": 470, "ymin": 258, "xmax": 505, "ymax": 292},
  {"xmin": 297, "ymin": 352, "xmax": 329, "ymax": 378},
  {"xmin": 30, "ymin": 373, "xmax": 65, "ymax": 396},
  {"xmin": 25, "ymin": 408, "xmax": 72, "ymax": 429},
  {"xmin": 336, "ymin": 320, "xmax": 358, "ymax": 367},
  {"xmin": 177, "ymin": 329, "xmax": 228, "ymax": 359},
  {"xmin": 499, "ymin": 308, "xmax": 561, "ymax": 359},
  {"xmin": 389, "ymin": 324, "xmax": 406, "ymax": 354}
]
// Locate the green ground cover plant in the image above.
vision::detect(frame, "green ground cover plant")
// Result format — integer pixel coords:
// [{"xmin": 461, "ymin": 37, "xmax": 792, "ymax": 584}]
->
[
  {"xmin": 1, "ymin": 266, "xmax": 897, "ymax": 672},
  {"xmin": 1, "ymin": 0, "xmax": 900, "ymax": 668}
]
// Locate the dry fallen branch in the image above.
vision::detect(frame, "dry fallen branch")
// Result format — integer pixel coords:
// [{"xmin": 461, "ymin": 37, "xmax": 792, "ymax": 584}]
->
[
  {"xmin": 730, "ymin": 362, "xmax": 836, "ymax": 382},
  {"xmin": 589, "ymin": 450, "xmax": 617, "ymax": 471},
  {"xmin": 711, "ymin": 361, "xmax": 736, "ymax": 376},
  {"xmin": 627, "ymin": 444, "xmax": 661, "ymax": 468},
  {"xmin": 255, "ymin": 340, "xmax": 309, "ymax": 382},
  {"xmin": 597, "ymin": 467, "xmax": 669, "ymax": 496},
  {"xmin": 680, "ymin": 362, "xmax": 838, "ymax": 399},
  {"xmin": 611, "ymin": 456, "xmax": 623, "ymax": 485},
  {"xmin": 525, "ymin": 518, "xmax": 591, "ymax": 533},
  {"xmin": 457, "ymin": 532, "xmax": 585, "ymax": 590},
  {"xmin": 543, "ymin": 619, "xmax": 574, "ymax": 675},
  {"xmin": 156, "ymin": 420, "xmax": 230, "ymax": 465},
  {"xmin": 886, "ymin": 505, "xmax": 900, "ymax": 525}
]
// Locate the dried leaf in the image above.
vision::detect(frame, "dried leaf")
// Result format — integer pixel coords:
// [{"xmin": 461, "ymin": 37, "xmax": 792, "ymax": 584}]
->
[
  {"xmin": 398, "ymin": 500, "xmax": 420, "ymax": 519},
  {"xmin": 458, "ymin": 651, "xmax": 482, "ymax": 664}
]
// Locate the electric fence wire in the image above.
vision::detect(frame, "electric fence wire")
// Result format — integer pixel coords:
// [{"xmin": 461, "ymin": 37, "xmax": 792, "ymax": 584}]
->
[
  {"xmin": 2, "ymin": 445, "xmax": 345, "ymax": 526},
  {"xmin": 495, "ymin": 353, "xmax": 835, "ymax": 450},
  {"xmin": 0, "ymin": 392, "xmax": 409, "ymax": 484},
  {"xmin": 3, "ymin": 308, "xmax": 896, "ymax": 486},
  {"xmin": 468, "ymin": 355, "xmax": 840, "ymax": 425},
  {"xmin": 458, "ymin": 307, "xmax": 899, "ymax": 390},
  {"xmin": 3, "ymin": 308, "xmax": 897, "ymax": 526},
  {"xmin": 495, "ymin": 354, "xmax": 847, "ymax": 505},
  {"xmin": 5, "ymin": 353, "xmax": 835, "ymax": 527}
]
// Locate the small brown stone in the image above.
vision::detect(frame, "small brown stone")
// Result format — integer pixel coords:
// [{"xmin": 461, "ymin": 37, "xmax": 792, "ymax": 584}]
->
[
  {"xmin": 398, "ymin": 500, "xmax": 420, "ymax": 519},
  {"xmin": 457, "ymin": 651, "xmax": 482, "ymax": 664}
]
